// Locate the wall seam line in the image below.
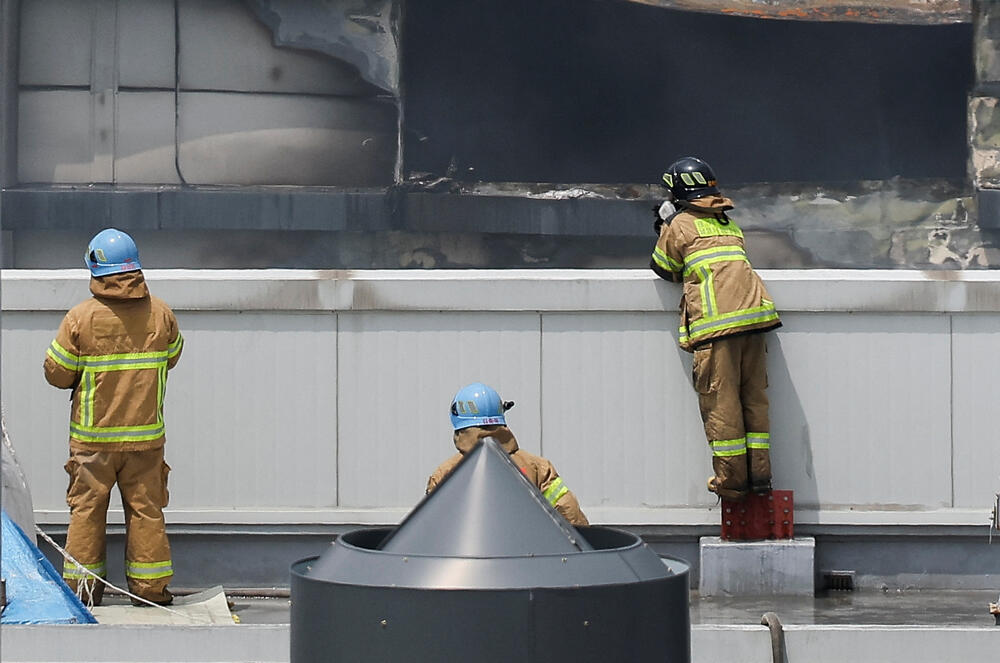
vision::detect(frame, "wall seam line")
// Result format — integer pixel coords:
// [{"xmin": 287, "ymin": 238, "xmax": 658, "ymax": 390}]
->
[
  {"xmin": 538, "ymin": 312, "xmax": 544, "ymax": 457},
  {"xmin": 949, "ymin": 314, "xmax": 955, "ymax": 508},
  {"xmin": 335, "ymin": 309, "xmax": 340, "ymax": 508}
]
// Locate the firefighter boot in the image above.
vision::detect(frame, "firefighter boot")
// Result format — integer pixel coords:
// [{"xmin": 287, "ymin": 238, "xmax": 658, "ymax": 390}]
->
[
  {"xmin": 748, "ymin": 445, "xmax": 772, "ymax": 494},
  {"xmin": 708, "ymin": 454, "xmax": 749, "ymax": 501},
  {"xmin": 130, "ymin": 588, "xmax": 173, "ymax": 607}
]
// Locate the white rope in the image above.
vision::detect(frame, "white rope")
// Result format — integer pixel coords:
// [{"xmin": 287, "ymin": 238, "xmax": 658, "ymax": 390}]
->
[{"xmin": 34, "ymin": 525, "xmax": 212, "ymax": 624}]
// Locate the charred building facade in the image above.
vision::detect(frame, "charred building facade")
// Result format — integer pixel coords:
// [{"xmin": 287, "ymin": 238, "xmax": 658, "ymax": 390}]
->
[{"xmin": 0, "ymin": 0, "xmax": 996, "ymax": 269}]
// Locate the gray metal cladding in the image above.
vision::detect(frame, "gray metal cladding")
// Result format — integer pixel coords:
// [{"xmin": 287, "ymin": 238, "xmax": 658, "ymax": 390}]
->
[{"xmin": 15, "ymin": 0, "xmax": 397, "ymax": 186}]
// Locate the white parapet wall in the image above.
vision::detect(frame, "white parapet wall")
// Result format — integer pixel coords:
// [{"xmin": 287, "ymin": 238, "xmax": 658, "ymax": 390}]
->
[{"xmin": 2, "ymin": 269, "xmax": 998, "ymax": 529}]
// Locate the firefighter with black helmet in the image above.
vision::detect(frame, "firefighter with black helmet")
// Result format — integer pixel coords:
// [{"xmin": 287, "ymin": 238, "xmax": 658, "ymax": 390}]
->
[{"xmin": 650, "ymin": 157, "xmax": 781, "ymax": 501}]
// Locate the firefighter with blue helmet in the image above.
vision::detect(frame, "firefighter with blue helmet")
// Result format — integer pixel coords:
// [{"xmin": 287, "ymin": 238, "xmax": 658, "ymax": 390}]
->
[
  {"xmin": 448, "ymin": 382, "xmax": 509, "ymax": 429},
  {"xmin": 85, "ymin": 228, "xmax": 142, "ymax": 276},
  {"xmin": 427, "ymin": 383, "xmax": 589, "ymax": 526},
  {"xmin": 44, "ymin": 228, "xmax": 182, "ymax": 606}
]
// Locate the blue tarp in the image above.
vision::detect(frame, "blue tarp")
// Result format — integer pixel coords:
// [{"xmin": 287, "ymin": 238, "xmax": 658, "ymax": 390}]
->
[{"xmin": 1, "ymin": 509, "xmax": 96, "ymax": 624}]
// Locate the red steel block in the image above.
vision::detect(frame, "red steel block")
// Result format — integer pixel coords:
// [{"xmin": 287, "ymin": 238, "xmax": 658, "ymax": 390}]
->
[{"xmin": 720, "ymin": 489, "xmax": 794, "ymax": 541}]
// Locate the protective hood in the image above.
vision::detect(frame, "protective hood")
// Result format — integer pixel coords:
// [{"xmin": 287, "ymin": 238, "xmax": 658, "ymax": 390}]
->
[
  {"xmin": 454, "ymin": 425, "xmax": 519, "ymax": 455},
  {"xmin": 679, "ymin": 195, "xmax": 735, "ymax": 214},
  {"xmin": 90, "ymin": 270, "xmax": 150, "ymax": 300}
]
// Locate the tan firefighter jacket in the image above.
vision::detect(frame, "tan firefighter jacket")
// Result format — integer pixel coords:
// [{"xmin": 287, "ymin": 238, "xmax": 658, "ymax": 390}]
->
[
  {"xmin": 650, "ymin": 195, "xmax": 781, "ymax": 351},
  {"xmin": 44, "ymin": 271, "xmax": 183, "ymax": 452},
  {"xmin": 426, "ymin": 425, "xmax": 589, "ymax": 526}
]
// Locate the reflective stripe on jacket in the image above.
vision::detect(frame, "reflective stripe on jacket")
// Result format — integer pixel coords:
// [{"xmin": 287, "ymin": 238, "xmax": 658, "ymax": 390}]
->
[
  {"xmin": 44, "ymin": 271, "xmax": 183, "ymax": 451},
  {"xmin": 650, "ymin": 196, "xmax": 780, "ymax": 351}
]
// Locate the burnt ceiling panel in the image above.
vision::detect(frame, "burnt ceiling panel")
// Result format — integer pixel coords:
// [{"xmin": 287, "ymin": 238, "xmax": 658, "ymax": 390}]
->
[{"xmin": 244, "ymin": 0, "xmax": 400, "ymax": 95}]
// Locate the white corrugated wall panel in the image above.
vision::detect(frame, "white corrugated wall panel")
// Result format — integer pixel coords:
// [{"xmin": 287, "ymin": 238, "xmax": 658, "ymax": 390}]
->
[
  {"xmin": 1, "ymin": 312, "xmax": 79, "ymax": 513},
  {"xmin": 4, "ymin": 270, "xmax": 994, "ymax": 526},
  {"xmin": 164, "ymin": 311, "xmax": 338, "ymax": 511},
  {"xmin": 337, "ymin": 312, "xmax": 541, "ymax": 508},
  {"xmin": 951, "ymin": 314, "xmax": 1000, "ymax": 509},
  {"xmin": 770, "ymin": 313, "xmax": 952, "ymax": 509},
  {"xmin": 541, "ymin": 312, "xmax": 710, "ymax": 510}
]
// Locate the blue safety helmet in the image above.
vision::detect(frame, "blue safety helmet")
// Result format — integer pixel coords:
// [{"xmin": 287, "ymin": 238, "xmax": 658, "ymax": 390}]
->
[
  {"xmin": 449, "ymin": 382, "xmax": 513, "ymax": 430},
  {"xmin": 86, "ymin": 228, "xmax": 141, "ymax": 277}
]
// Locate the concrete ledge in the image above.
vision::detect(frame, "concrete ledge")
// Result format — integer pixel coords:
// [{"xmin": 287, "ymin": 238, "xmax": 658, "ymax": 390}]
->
[
  {"xmin": 0, "ymin": 188, "xmax": 396, "ymax": 232},
  {"xmin": 0, "ymin": 624, "xmax": 289, "ymax": 663},
  {"xmin": 7, "ymin": 268, "xmax": 1000, "ymax": 313},
  {"xmin": 693, "ymin": 625, "xmax": 1000, "ymax": 663},
  {"xmin": 780, "ymin": 625, "xmax": 1000, "ymax": 663},
  {"xmin": 699, "ymin": 536, "xmax": 815, "ymax": 596},
  {"xmin": 0, "ymin": 188, "xmax": 652, "ymax": 236},
  {"xmin": 4, "ymin": 623, "xmax": 997, "ymax": 663}
]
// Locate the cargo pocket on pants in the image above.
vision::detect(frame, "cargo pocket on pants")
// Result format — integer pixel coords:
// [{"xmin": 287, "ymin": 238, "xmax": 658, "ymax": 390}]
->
[
  {"xmin": 64, "ymin": 458, "xmax": 82, "ymax": 509},
  {"xmin": 692, "ymin": 345, "xmax": 715, "ymax": 394},
  {"xmin": 692, "ymin": 345, "xmax": 716, "ymax": 427},
  {"xmin": 763, "ymin": 340, "xmax": 769, "ymax": 388},
  {"xmin": 160, "ymin": 461, "xmax": 171, "ymax": 509}
]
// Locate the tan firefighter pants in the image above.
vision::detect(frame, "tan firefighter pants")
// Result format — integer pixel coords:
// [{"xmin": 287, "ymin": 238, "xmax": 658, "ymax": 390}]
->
[
  {"xmin": 63, "ymin": 447, "xmax": 173, "ymax": 605},
  {"xmin": 692, "ymin": 333, "xmax": 772, "ymax": 500}
]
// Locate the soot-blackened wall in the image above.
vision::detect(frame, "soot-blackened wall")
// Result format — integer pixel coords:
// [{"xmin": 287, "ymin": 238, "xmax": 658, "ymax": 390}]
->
[{"xmin": 402, "ymin": 0, "xmax": 973, "ymax": 184}]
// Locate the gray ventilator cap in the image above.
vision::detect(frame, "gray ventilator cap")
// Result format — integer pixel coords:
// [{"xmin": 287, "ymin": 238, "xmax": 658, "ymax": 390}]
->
[
  {"xmin": 377, "ymin": 436, "xmax": 592, "ymax": 556},
  {"xmin": 291, "ymin": 437, "xmax": 691, "ymax": 662}
]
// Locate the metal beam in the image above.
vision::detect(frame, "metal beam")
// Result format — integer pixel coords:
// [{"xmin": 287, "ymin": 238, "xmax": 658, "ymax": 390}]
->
[
  {"xmin": 0, "ymin": 0, "xmax": 19, "ymax": 189},
  {"xmin": 619, "ymin": 0, "xmax": 971, "ymax": 24}
]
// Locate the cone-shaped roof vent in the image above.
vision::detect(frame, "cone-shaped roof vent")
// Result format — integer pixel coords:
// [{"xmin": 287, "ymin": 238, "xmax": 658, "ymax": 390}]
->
[
  {"xmin": 291, "ymin": 438, "xmax": 692, "ymax": 661},
  {"xmin": 378, "ymin": 437, "xmax": 591, "ymax": 556}
]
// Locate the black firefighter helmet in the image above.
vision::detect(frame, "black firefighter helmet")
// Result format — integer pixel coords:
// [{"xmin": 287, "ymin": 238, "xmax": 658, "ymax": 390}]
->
[{"xmin": 661, "ymin": 156, "xmax": 720, "ymax": 201}]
